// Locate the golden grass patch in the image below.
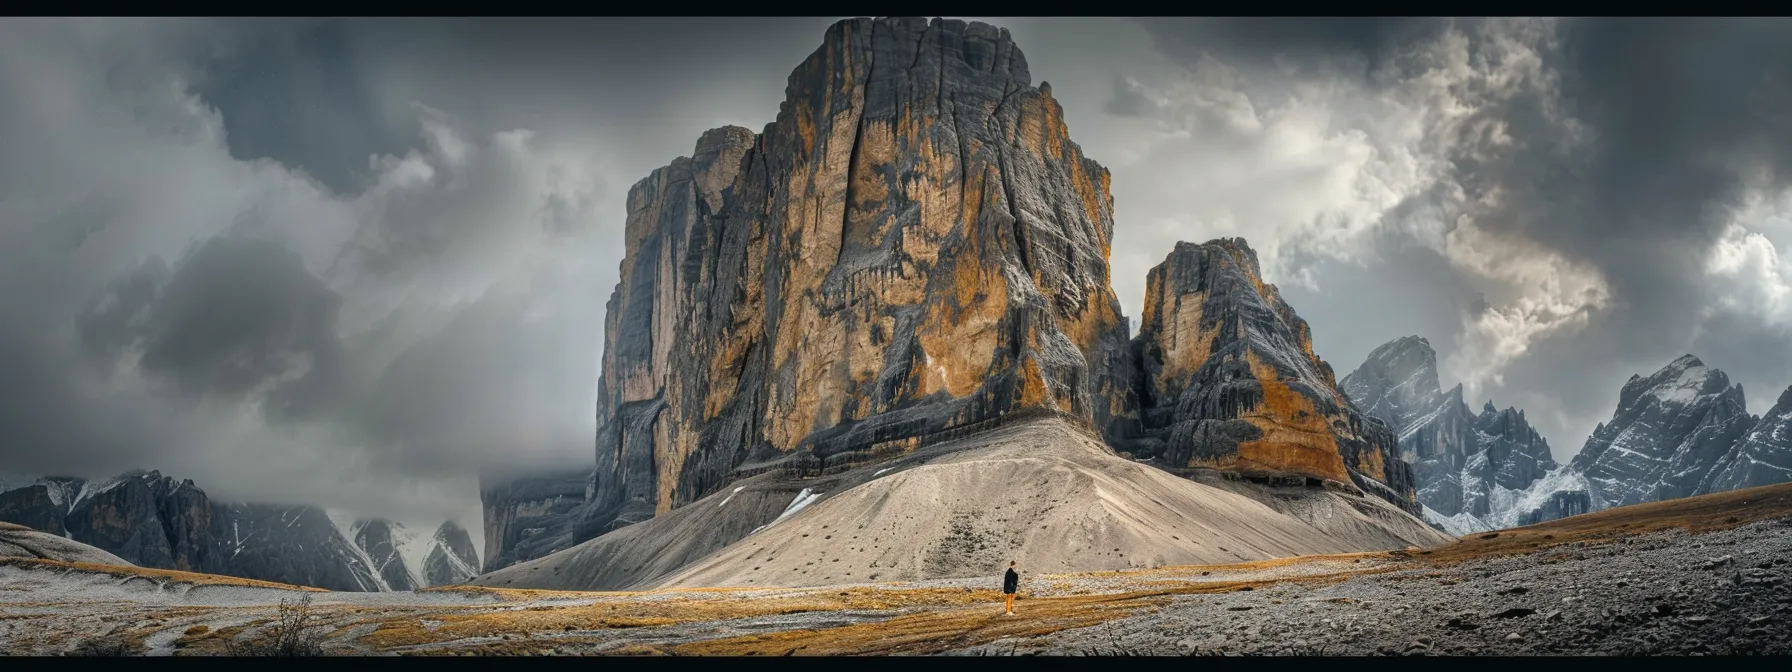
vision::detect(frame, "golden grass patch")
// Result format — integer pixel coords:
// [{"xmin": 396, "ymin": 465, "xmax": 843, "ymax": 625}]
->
[
  {"xmin": 0, "ymin": 557, "xmax": 325, "ymax": 591},
  {"xmin": 670, "ymin": 580, "xmax": 1279, "ymax": 656}
]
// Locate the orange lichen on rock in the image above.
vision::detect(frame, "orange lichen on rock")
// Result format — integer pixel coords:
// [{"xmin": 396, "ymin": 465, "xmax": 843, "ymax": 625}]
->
[
  {"xmin": 1231, "ymin": 353, "xmax": 1354, "ymax": 483},
  {"xmin": 916, "ymin": 257, "xmax": 1006, "ymax": 399}
]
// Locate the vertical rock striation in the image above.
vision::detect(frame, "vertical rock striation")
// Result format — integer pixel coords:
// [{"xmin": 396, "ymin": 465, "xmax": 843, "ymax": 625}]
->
[
  {"xmin": 1128, "ymin": 239, "xmax": 1418, "ymax": 514},
  {"xmin": 1702, "ymin": 386, "xmax": 1792, "ymax": 492},
  {"xmin": 586, "ymin": 16, "xmax": 1139, "ymax": 533},
  {"xmin": 423, "ymin": 520, "xmax": 482, "ymax": 587}
]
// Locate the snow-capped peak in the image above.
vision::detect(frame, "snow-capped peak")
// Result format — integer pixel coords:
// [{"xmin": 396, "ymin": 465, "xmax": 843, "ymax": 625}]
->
[{"xmin": 1647, "ymin": 357, "xmax": 1721, "ymax": 407}]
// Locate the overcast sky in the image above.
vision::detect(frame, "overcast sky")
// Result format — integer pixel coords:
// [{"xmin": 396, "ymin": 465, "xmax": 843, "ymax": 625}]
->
[{"xmin": 3, "ymin": 18, "xmax": 1790, "ymax": 537}]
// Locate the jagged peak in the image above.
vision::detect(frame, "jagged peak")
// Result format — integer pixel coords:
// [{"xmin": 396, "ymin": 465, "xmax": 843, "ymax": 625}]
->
[
  {"xmin": 1778, "ymin": 384, "xmax": 1792, "ymax": 409},
  {"xmin": 694, "ymin": 125, "xmax": 755, "ymax": 154},
  {"xmin": 1483, "ymin": 400, "xmax": 1498, "ymax": 414},
  {"xmin": 810, "ymin": 17, "xmax": 1031, "ymax": 88},
  {"xmin": 1618, "ymin": 353, "xmax": 1739, "ymax": 410},
  {"xmin": 1366, "ymin": 334, "xmax": 1438, "ymax": 360},
  {"xmin": 434, "ymin": 520, "xmax": 468, "ymax": 538},
  {"xmin": 1670, "ymin": 353, "xmax": 1704, "ymax": 368}
]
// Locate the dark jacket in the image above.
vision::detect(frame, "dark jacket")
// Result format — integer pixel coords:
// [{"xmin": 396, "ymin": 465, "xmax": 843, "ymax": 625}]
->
[{"xmin": 1003, "ymin": 568, "xmax": 1019, "ymax": 594}]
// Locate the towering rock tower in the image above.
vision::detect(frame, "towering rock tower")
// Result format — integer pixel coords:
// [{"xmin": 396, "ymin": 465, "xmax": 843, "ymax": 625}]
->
[
  {"xmin": 590, "ymin": 17, "xmax": 1140, "ymax": 529},
  {"xmin": 1129, "ymin": 240, "xmax": 1419, "ymax": 514}
]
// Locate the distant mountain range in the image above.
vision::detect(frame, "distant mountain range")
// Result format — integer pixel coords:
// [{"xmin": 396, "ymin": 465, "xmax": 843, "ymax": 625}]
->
[
  {"xmin": 0, "ymin": 469, "xmax": 478, "ymax": 591},
  {"xmin": 1342, "ymin": 338, "xmax": 1792, "ymax": 534}
]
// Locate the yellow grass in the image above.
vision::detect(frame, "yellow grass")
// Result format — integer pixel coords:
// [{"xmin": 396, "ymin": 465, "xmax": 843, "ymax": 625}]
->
[{"xmin": 0, "ymin": 557, "xmax": 325, "ymax": 591}]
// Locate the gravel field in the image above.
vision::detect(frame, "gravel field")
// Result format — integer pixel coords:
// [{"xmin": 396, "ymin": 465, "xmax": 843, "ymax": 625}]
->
[
  {"xmin": 960, "ymin": 518, "xmax": 1792, "ymax": 656},
  {"xmin": 4, "ymin": 490, "xmax": 1792, "ymax": 656}
]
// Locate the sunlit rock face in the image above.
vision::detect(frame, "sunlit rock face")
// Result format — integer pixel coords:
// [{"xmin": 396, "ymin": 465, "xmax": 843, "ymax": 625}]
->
[
  {"xmin": 1127, "ymin": 239, "xmax": 1419, "ymax": 515},
  {"xmin": 587, "ymin": 16, "xmax": 1139, "ymax": 529}
]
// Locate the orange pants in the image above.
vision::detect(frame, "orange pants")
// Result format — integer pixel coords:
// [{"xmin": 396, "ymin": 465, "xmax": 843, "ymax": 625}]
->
[{"xmin": 1004, "ymin": 592, "xmax": 1015, "ymax": 613}]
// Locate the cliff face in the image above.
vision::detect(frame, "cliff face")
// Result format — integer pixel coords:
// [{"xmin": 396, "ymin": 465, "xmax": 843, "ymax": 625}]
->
[
  {"xmin": 478, "ymin": 468, "xmax": 592, "ymax": 572},
  {"xmin": 1702, "ymin": 386, "xmax": 1792, "ymax": 493},
  {"xmin": 62, "ymin": 471, "xmax": 212, "ymax": 572},
  {"xmin": 588, "ymin": 17, "xmax": 1138, "ymax": 529},
  {"xmin": 1129, "ymin": 239, "xmax": 1418, "ymax": 514}
]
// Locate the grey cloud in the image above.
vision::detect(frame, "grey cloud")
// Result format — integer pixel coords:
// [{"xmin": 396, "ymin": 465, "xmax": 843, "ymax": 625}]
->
[
  {"xmin": 1103, "ymin": 75, "xmax": 1162, "ymax": 117},
  {"xmin": 1125, "ymin": 17, "xmax": 1792, "ymax": 454},
  {"xmin": 131, "ymin": 235, "xmax": 346, "ymax": 421},
  {"xmin": 75, "ymin": 256, "xmax": 169, "ymax": 363},
  {"xmin": 192, "ymin": 17, "xmax": 839, "ymax": 196}
]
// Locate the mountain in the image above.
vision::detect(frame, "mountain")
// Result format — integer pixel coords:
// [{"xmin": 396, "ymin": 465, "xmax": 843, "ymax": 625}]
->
[
  {"xmin": 1127, "ymin": 240, "xmax": 1417, "ymax": 514},
  {"xmin": 1703, "ymin": 385, "xmax": 1792, "ymax": 492},
  {"xmin": 338, "ymin": 517, "xmax": 483, "ymax": 590},
  {"xmin": 1340, "ymin": 336, "xmax": 1570, "ymax": 533},
  {"xmin": 0, "ymin": 470, "xmax": 476, "ymax": 591},
  {"xmin": 422, "ymin": 520, "xmax": 482, "ymax": 587},
  {"xmin": 487, "ymin": 16, "xmax": 1146, "ymax": 570},
  {"xmin": 474, "ymin": 16, "xmax": 1437, "ymax": 585},
  {"xmin": 0, "ymin": 476, "xmax": 82, "ymax": 536},
  {"xmin": 1345, "ymin": 345, "xmax": 1792, "ymax": 533},
  {"xmin": 1571, "ymin": 355, "xmax": 1757, "ymax": 509},
  {"xmin": 588, "ymin": 15, "xmax": 1139, "ymax": 530}
]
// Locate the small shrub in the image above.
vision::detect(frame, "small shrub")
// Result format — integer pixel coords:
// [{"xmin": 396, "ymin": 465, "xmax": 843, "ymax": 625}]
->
[{"xmin": 223, "ymin": 594, "xmax": 326, "ymax": 656}]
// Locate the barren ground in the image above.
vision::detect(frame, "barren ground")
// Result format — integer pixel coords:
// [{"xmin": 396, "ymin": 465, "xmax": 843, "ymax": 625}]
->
[{"xmin": 3, "ymin": 482, "xmax": 1790, "ymax": 656}]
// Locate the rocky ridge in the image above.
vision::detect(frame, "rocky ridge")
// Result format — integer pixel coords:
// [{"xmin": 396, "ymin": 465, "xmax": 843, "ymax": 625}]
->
[
  {"xmin": 1340, "ymin": 336, "xmax": 1570, "ymax": 533},
  {"xmin": 1346, "ymin": 344, "xmax": 1792, "ymax": 532}
]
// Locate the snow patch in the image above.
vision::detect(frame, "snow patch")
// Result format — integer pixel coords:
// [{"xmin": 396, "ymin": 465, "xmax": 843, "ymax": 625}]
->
[
  {"xmin": 70, "ymin": 472, "xmax": 139, "ymax": 510},
  {"xmin": 1484, "ymin": 466, "xmax": 1596, "ymax": 530},
  {"xmin": 749, "ymin": 488, "xmax": 823, "ymax": 536},
  {"xmin": 324, "ymin": 511, "xmax": 391, "ymax": 592},
  {"xmin": 389, "ymin": 522, "xmax": 436, "ymax": 590},
  {"xmin": 717, "ymin": 486, "xmax": 747, "ymax": 508},
  {"xmin": 1421, "ymin": 505, "xmax": 1491, "ymax": 536},
  {"xmin": 1650, "ymin": 363, "xmax": 1715, "ymax": 406}
]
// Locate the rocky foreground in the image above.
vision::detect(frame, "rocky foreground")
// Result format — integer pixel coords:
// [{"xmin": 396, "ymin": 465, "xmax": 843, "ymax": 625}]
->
[{"xmin": 1, "ymin": 483, "xmax": 1789, "ymax": 656}]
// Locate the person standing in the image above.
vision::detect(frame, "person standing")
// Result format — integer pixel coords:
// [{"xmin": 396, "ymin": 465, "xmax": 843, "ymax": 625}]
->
[{"xmin": 1002, "ymin": 560, "xmax": 1020, "ymax": 615}]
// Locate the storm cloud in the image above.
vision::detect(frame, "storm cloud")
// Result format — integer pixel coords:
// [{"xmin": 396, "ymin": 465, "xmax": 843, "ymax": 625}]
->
[
  {"xmin": 3, "ymin": 17, "xmax": 1790, "ymax": 531},
  {"xmin": 1098, "ymin": 17, "xmax": 1792, "ymax": 457}
]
